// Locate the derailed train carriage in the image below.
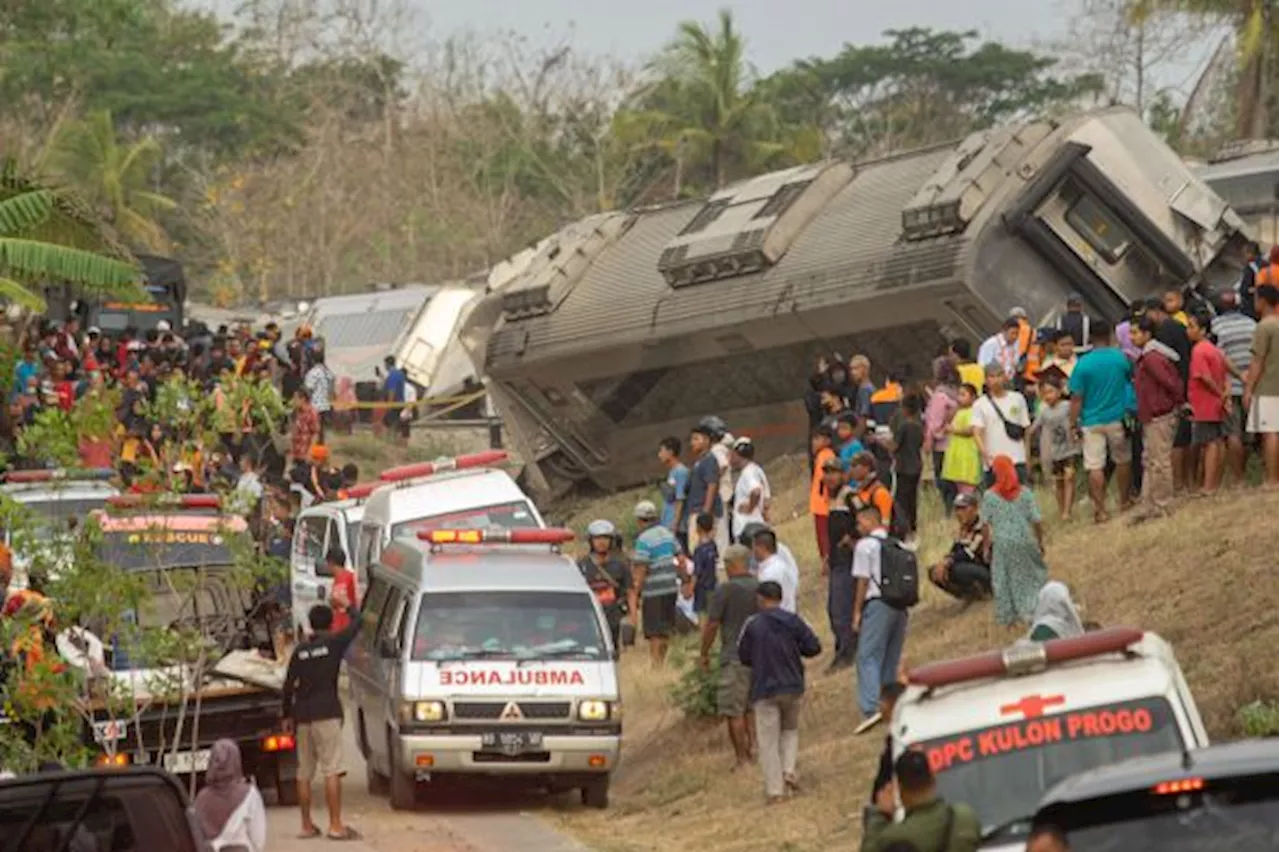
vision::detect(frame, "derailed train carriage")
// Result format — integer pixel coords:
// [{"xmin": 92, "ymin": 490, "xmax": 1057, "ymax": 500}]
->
[{"xmin": 461, "ymin": 108, "xmax": 1255, "ymax": 499}]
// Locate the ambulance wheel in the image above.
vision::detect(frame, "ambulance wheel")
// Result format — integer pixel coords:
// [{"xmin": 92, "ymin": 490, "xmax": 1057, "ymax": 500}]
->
[
  {"xmin": 388, "ymin": 738, "xmax": 416, "ymax": 810},
  {"xmin": 580, "ymin": 776, "xmax": 609, "ymax": 809}
]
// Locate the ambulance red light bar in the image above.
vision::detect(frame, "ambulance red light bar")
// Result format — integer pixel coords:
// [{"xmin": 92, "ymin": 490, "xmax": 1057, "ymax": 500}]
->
[
  {"xmin": 6, "ymin": 467, "xmax": 114, "ymax": 484},
  {"xmin": 379, "ymin": 450, "xmax": 510, "ymax": 483},
  {"xmin": 419, "ymin": 527, "xmax": 575, "ymax": 546},
  {"xmin": 1153, "ymin": 777, "xmax": 1204, "ymax": 795},
  {"xmin": 907, "ymin": 627, "xmax": 1145, "ymax": 689},
  {"xmin": 106, "ymin": 494, "xmax": 222, "ymax": 510},
  {"xmin": 341, "ymin": 482, "xmax": 380, "ymax": 500}
]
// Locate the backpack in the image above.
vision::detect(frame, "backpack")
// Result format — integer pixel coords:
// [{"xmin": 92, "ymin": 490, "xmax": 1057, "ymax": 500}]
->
[{"xmin": 873, "ymin": 536, "xmax": 920, "ymax": 610}]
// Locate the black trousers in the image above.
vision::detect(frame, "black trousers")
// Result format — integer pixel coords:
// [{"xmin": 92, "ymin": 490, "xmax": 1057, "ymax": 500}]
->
[
  {"xmin": 827, "ymin": 566, "xmax": 856, "ymax": 662},
  {"xmin": 931, "ymin": 560, "xmax": 992, "ymax": 601},
  {"xmin": 896, "ymin": 472, "xmax": 921, "ymax": 534}
]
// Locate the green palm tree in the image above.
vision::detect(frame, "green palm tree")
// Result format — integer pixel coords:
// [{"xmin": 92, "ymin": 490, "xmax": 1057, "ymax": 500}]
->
[
  {"xmin": 647, "ymin": 9, "xmax": 790, "ymax": 189},
  {"xmin": 0, "ymin": 160, "xmax": 141, "ymax": 311},
  {"xmin": 46, "ymin": 110, "xmax": 177, "ymax": 252}
]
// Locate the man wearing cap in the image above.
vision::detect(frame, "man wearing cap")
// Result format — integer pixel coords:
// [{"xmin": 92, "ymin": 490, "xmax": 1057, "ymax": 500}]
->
[
  {"xmin": 928, "ymin": 493, "xmax": 992, "ymax": 601},
  {"xmin": 629, "ymin": 500, "xmax": 684, "ymax": 666},
  {"xmin": 699, "ymin": 544, "xmax": 758, "ymax": 769},
  {"xmin": 862, "ymin": 750, "xmax": 981, "ymax": 852},
  {"xmin": 730, "ymin": 437, "xmax": 770, "ymax": 539},
  {"xmin": 736, "ymin": 580, "xmax": 821, "ymax": 804},
  {"xmin": 970, "ymin": 363, "xmax": 1031, "ymax": 485},
  {"xmin": 1057, "ymin": 293, "xmax": 1091, "ymax": 352}
]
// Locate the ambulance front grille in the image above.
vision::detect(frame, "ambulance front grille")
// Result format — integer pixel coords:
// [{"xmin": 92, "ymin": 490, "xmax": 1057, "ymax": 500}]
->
[{"xmin": 451, "ymin": 701, "xmax": 572, "ymax": 721}]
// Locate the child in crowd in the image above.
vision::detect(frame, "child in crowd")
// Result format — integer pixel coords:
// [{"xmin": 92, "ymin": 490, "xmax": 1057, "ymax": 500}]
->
[
  {"xmin": 690, "ymin": 512, "xmax": 719, "ymax": 618},
  {"xmin": 1030, "ymin": 377, "xmax": 1080, "ymax": 520},
  {"xmin": 941, "ymin": 384, "xmax": 982, "ymax": 495}
]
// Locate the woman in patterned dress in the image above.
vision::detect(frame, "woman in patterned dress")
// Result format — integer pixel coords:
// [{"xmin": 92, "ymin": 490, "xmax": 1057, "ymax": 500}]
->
[{"xmin": 980, "ymin": 454, "xmax": 1048, "ymax": 625}]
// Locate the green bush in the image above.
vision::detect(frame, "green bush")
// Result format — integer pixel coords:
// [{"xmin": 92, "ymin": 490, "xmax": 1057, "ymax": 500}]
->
[
  {"xmin": 1236, "ymin": 700, "xmax": 1279, "ymax": 737},
  {"xmin": 669, "ymin": 642, "xmax": 719, "ymax": 718}
]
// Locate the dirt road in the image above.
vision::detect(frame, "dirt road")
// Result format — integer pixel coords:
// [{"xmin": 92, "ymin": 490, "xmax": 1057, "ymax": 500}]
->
[{"xmin": 265, "ymin": 718, "xmax": 592, "ymax": 852}]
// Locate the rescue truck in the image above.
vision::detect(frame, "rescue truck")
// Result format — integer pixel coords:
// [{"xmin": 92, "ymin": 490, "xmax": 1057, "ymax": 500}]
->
[
  {"xmin": 75, "ymin": 494, "xmax": 298, "ymax": 804},
  {"xmin": 352, "ymin": 450, "xmax": 545, "ymax": 573},
  {"xmin": 894, "ymin": 628, "xmax": 1209, "ymax": 850},
  {"xmin": 349, "ymin": 527, "xmax": 621, "ymax": 811}
]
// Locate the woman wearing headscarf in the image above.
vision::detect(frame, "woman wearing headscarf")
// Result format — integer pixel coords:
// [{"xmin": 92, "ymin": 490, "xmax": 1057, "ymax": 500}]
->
[
  {"xmin": 980, "ymin": 455, "xmax": 1048, "ymax": 626},
  {"xmin": 1027, "ymin": 581, "xmax": 1085, "ymax": 641},
  {"xmin": 193, "ymin": 739, "xmax": 266, "ymax": 852}
]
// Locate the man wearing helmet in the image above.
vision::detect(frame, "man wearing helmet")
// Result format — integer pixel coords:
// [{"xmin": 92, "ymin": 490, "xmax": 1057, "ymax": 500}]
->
[{"xmin": 577, "ymin": 520, "xmax": 630, "ymax": 649}]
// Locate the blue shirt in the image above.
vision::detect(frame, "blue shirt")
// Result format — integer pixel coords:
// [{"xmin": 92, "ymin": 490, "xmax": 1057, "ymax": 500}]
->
[
  {"xmin": 13, "ymin": 361, "xmax": 37, "ymax": 397},
  {"xmin": 633, "ymin": 524, "xmax": 681, "ymax": 598},
  {"xmin": 691, "ymin": 540, "xmax": 718, "ymax": 590},
  {"xmin": 1068, "ymin": 347, "xmax": 1133, "ymax": 427},
  {"xmin": 837, "ymin": 438, "xmax": 865, "ymax": 471},
  {"xmin": 686, "ymin": 452, "xmax": 722, "ymax": 519},
  {"xmin": 384, "ymin": 367, "xmax": 407, "ymax": 402},
  {"xmin": 660, "ymin": 463, "xmax": 690, "ymax": 530}
]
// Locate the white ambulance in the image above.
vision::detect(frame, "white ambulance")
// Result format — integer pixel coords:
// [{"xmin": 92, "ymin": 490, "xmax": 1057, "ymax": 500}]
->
[
  {"xmin": 893, "ymin": 628, "xmax": 1209, "ymax": 850},
  {"xmin": 289, "ymin": 495, "xmax": 366, "ymax": 633},
  {"xmin": 353, "ymin": 450, "xmax": 544, "ymax": 572},
  {"xmin": 348, "ymin": 527, "xmax": 621, "ymax": 811}
]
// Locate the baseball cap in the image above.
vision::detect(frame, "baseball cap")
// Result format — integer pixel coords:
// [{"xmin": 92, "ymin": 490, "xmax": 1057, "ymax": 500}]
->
[
  {"xmin": 849, "ymin": 450, "xmax": 875, "ymax": 470},
  {"xmin": 87, "ymin": 326, "xmax": 101, "ymax": 336},
  {"xmin": 821, "ymin": 456, "xmax": 844, "ymax": 472},
  {"xmin": 723, "ymin": 543, "xmax": 751, "ymax": 566},
  {"xmin": 953, "ymin": 492, "xmax": 979, "ymax": 509},
  {"xmin": 1066, "ymin": 292, "xmax": 1083, "ymax": 305},
  {"xmin": 1009, "ymin": 306, "xmax": 1028, "ymax": 319},
  {"xmin": 633, "ymin": 500, "xmax": 659, "ymax": 521},
  {"xmin": 731, "ymin": 436, "xmax": 753, "ymax": 454}
]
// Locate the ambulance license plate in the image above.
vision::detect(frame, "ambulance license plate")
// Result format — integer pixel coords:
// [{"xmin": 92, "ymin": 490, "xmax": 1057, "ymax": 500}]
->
[{"xmin": 480, "ymin": 732, "xmax": 543, "ymax": 755}]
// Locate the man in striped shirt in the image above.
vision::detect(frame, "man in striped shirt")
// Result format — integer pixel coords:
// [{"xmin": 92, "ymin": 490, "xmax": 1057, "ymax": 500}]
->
[
  {"xmin": 629, "ymin": 500, "xmax": 685, "ymax": 666},
  {"xmin": 1211, "ymin": 290, "xmax": 1257, "ymax": 483}
]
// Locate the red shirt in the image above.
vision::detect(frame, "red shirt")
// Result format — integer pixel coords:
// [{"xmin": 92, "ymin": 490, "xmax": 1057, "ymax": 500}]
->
[
  {"xmin": 329, "ymin": 569, "xmax": 358, "ymax": 633},
  {"xmin": 1188, "ymin": 340, "xmax": 1228, "ymax": 422}
]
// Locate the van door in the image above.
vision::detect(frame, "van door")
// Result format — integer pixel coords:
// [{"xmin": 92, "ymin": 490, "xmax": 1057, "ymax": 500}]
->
[
  {"xmin": 368, "ymin": 587, "xmax": 411, "ymax": 761},
  {"xmin": 291, "ymin": 513, "xmax": 331, "ymax": 629}
]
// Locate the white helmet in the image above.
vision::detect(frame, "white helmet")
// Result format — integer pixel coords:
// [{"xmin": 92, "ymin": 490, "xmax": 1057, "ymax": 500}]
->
[{"xmin": 586, "ymin": 519, "xmax": 616, "ymax": 538}]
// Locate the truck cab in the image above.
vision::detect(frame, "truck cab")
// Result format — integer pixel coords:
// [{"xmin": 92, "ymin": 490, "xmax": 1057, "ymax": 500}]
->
[
  {"xmin": 349, "ymin": 527, "xmax": 621, "ymax": 811},
  {"xmin": 894, "ymin": 628, "xmax": 1209, "ymax": 850},
  {"xmin": 290, "ymin": 496, "xmax": 366, "ymax": 634},
  {"xmin": 354, "ymin": 450, "xmax": 544, "ymax": 573},
  {"xmin": 0, "ymin": 468, "xmax": 119, "ymax": 590}
]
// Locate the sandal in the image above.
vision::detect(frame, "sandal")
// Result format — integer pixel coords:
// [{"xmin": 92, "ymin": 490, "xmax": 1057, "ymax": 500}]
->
[
  {"xmin": 297, "ymin": 827, "xmax": 322, "ymax": 840},
  {"xmin": 327, "ymin": 826, "xmax": 363, "ymax": 842}
]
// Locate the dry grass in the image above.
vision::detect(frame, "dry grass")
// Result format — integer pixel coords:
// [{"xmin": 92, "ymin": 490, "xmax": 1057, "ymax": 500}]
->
[
  {"xmin": 327, "ymin": 428, "xmax": 498, "ymax": 478},
  {"xmin": 546, "ymin": 459, "xmax": 1279, "ymax": 852}
]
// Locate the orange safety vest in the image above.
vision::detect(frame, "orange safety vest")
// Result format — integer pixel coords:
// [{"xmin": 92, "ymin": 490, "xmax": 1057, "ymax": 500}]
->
[{"xmin": 1258, "ymin": 263, "xmax": 1280, "ymax": 288}]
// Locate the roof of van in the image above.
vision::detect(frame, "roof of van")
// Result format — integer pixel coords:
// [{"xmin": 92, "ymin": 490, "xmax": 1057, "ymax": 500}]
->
[
  {"xmin": 361, "ymin": 468, "xmax": 531, "ymax": 522},
  {"xmin": 379, "ymin": 538, "xmax": 588, "ymax": 594},
  {"xmin": 896, "ymin": 633, "xmax": 1180, "ymax": 744},
  {"xmin": 301, "ymin": 499, "xmax": 365, "ymax": 521}
]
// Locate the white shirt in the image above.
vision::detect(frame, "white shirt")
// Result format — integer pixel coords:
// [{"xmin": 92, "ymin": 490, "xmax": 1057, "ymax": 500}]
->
[
  {"xmin": 757, "ymin": 552, "xmax": 798, "ymax": 613},
  {"xmin": 977, "ymin": 334, "xmax": 1020, "ymax": 379},
  {"xmin": 970, "ymin": 391, "xmax": 1031, "ymax": 466},
  {"xmin": 852, "ymin": 528, "xmax": 889, "ymax": 599},
  {"xmin": 733, "ymin": 462, "xmax": 770, "ymax": 531},
  {"xmin": 711, "ymin": 442, "xmax": 733, "ymax": 505}
]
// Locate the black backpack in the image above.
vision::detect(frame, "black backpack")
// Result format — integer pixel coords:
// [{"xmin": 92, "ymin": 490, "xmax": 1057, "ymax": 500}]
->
[{"xmin": 874, "ymin": 536, "xmax": 920, "ymax": 610}]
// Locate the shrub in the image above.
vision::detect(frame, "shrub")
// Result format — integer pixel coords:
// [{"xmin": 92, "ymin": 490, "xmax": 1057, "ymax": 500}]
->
[
  {"xmin": 1236, "ymin": 700, "xmax": 1279, "ymax": 737},
  {"xmin": 669, "ymin": 643, "xmax": 719, "ymax": 718}
]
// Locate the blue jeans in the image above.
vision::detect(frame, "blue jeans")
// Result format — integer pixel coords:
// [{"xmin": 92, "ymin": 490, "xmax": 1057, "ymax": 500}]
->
[{"xmin": 855, "ymin": 599, "xmax": 908, "ymax": 717}]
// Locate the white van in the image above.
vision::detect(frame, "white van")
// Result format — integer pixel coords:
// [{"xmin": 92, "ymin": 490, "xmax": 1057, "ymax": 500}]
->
[
  {"xmin": 893, "ymin": 628, "xmax": 1209, "ymax": 851},
  {"xmin": 349, "ymin": 527, "xmax": 621, "ymax": 811},
  {"xmin": 354, "ymin": 451, "xmax": 544, "ymax": 572},
  {"xmin": 290, "ymin": 497, "xmax": 365, "ymax": 633}
]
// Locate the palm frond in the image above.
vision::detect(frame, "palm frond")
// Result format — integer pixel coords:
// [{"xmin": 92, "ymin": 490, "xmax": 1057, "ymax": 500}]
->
[
  {"xmin": 0, "ymin": 190, "xmax": 55, "ymax": 237},
  {"xmin": 0, "ymin": 277, "xmax": 47, "ymax": 312},
  {"xmin": 0, "ymin": 237, "xmax": 140, "ymax": 292}
]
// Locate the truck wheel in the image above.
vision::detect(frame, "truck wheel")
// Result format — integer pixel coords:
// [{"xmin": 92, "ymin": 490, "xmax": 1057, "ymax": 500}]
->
[
  {"xmin": 388, "ymin": 738, "xmax": 416, "ymax": 811},
  {"xmin": 580, "ymin": 776, "xmax": 609, "ymax": 809}
]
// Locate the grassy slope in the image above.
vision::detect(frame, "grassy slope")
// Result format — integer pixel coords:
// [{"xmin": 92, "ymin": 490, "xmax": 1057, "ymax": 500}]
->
[{"xmin": 548, "ymin": 459, "xmax": 1279, "ymax": 852}]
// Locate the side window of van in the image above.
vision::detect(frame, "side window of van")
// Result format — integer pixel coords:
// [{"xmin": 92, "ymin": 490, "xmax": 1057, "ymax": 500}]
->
[
  {"xmin": 298, "ymin": 516, "xmax": 329, "ymax": 574},
  {"xmin": 362, "ymin": 576, "xmax": 391, "ymax": 625},
  {"xmin": 376, "ymin": 589, "xmax": 409, "ymax": 656}
]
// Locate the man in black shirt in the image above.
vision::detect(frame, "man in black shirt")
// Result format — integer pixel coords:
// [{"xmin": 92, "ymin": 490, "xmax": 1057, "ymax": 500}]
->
[
  {"xmin": 823, "ymin": 458, "xmax": 857, "ymax": 673},
  {"xmin": 282, "ymin": 603, "xmax": 362, "ymax": 841}
]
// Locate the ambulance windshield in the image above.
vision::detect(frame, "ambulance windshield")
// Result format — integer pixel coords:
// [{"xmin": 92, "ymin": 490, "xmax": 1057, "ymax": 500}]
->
[
  {"xmin": 916, "ymin": 697, "xmax": 1185, "ymax": 842},
  {"xmin": 411, "ymin": 590, "xmax": 606, "ymax": 662}
]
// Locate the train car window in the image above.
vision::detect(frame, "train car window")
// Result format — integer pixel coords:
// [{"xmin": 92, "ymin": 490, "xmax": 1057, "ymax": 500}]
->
[{"xmin": 1066, "ymin": 193, "xmax": 1133, "ymax": 263}]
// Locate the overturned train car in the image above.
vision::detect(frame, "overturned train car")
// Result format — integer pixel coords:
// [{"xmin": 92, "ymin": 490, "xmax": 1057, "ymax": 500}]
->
[{"xmin": 462, "ymin": 108, "xmax": 1254, "ymax": 498}]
